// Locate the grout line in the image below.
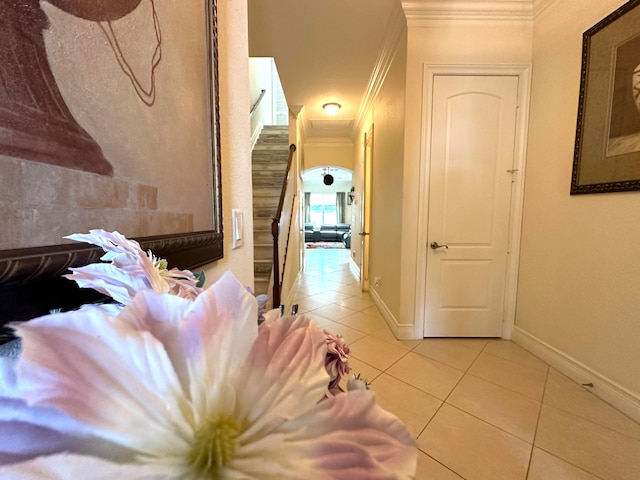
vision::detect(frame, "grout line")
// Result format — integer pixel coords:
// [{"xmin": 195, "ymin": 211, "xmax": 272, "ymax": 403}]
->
[
  {"xmin": 419, "ymin": 450, "xmax": 469, "ymax": 480},
  {"xmin": 525, "ymin": 366, "xmax": 550, "ymax": 479}
]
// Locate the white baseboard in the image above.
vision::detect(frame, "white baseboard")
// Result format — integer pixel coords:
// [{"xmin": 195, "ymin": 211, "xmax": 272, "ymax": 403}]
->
[
  {"xmin": 348, "ymin": 257, "xmax": 360, "ymax": 282},
  {"xmin": 250, "ymin": 120, "xmax": 264, "ymax": 150},
  {"xmin": 369, "ymin": 287, "xmax": 416, "ymax": 341},
  {"xmin": 282, "ymin": 270, "xmax": 303, "ymax": 315},
  {"xmin": 512, "ymin": 326, "xmax": 640, "ymax": 424}
]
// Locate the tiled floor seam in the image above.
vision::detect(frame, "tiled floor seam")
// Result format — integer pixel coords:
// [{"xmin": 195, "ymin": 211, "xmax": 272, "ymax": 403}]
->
[
  {"xmin": 540, "ymin": 401, "xmax": 640, "ymax": 443},
  {"xmin": 525, "ymin": 366, "xmax": 550, "ymax": 479},
  {"xmin": 421, "ymin": 450, "xmax": 469, "ymax": 480},
  {"xmin": 532, "ymin": 447, "xmax": 609, "ymax": 480}
]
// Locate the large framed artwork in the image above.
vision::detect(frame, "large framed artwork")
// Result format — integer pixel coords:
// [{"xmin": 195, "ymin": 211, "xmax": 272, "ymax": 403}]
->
[
  {"xmin": 571, "ymin": 0, "xmax": 640, "ymax": 194},
  {"xmin": 0, "ymin": 0, "xmax": 223, "ymax": 326}
]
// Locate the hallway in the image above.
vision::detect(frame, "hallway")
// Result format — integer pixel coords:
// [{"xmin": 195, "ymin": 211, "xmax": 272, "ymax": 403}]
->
[{"xmin": 292, "ymin": 248, "xmax": 640, "ymax": 479}]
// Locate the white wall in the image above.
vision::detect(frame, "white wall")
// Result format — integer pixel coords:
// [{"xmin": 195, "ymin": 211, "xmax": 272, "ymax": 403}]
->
[
  {"xmin": 201, "ymin": 0, "xmax": 255, "ymax": 289},
  {"xmin": 304, "ymin": 142, "xmax": 354, "ymax": 171},
  {"xmin": 248, "ymin": 57, "xmax": 275, "ymax": 140},
  {"xmin": 355, "ymin": 26, "xmax": 408, "ymax": 323},
  {"xmin": 516, "ymin": 0, "xmax": 640, "ymax": 404}
]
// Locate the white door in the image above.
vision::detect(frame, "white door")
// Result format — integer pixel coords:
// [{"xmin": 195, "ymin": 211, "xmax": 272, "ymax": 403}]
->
[
  {"xmin": 424, "ymin": 75, "xmax": 518, "ymax": 337},
  {"xmin": 359, "ymin": 127, "xmax": 373, "ymax": 291}
]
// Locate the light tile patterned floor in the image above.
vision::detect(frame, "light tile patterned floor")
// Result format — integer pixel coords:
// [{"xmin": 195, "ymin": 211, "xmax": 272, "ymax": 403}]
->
[{"xmin": 292, "ymin": 248, "xmax": 640, "ymax": 480}]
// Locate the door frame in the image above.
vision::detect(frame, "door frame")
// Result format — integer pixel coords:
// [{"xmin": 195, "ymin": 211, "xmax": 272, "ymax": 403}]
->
[
  {"xmin": 414, "ymin": 64, "xmax": 531, "ymax": 339},
  {"xmin": 360, "ymin": 126, "xmax": 374, "ymax": 291}
]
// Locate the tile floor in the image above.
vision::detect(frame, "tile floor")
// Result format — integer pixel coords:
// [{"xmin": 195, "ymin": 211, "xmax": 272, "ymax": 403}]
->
[{"xmin": 292, "ymin": 247, "xmax": 640, "ymax": 480}]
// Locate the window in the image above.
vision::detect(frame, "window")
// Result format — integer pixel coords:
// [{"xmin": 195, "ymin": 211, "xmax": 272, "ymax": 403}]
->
[{"xmin": 309, "ymin": 193, "xmax": 336, "ymax": 226}]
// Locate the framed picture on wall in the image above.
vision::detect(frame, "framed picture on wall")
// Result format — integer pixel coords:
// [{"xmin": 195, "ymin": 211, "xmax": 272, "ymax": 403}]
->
[
  {"xmin": 0, "ymin": 0, "xmax": 223, "ymax": 325},
  {"xmin": 571, "ymin": 0, "xmax": 640, "ymax": 194}
]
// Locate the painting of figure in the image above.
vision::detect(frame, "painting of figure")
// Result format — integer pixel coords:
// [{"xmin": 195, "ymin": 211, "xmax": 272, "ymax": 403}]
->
[
  {"xmin": 0, "ymin": 0, "xmax": 218, "ymax": 250},
  {"xmin": 607, "ymin": 33, "xmax": 640, "ymax": 157}
]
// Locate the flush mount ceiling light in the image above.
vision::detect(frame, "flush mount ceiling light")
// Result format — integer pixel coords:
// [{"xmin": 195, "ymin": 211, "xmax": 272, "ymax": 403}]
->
[{"xmin": 322, "ymin": 102, "xmax": 341, "ymax": 116}]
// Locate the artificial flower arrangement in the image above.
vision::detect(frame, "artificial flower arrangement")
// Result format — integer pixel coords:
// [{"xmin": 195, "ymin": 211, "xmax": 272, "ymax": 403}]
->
[{"xmin": 0, "ymin": 230, "xmax": 417, "ymax": 479}]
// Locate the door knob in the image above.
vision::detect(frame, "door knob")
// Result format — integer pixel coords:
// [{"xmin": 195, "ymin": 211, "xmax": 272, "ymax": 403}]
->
[
  {"xmin": 359, "ymin": 232, "xmax": 370, "ymax": 236},
  {"xmin": 430, "ymin": 241, "xmax": 449, "ymax": 250}
]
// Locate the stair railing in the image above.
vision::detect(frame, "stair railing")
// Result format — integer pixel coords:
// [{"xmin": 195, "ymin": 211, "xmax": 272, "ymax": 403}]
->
[
  {"xmin": 250, "ymin": 89, "xmax": 268, "ymax": 148},
  {"xmin": 271, "ymin": 143, "xmax": 296, "ymax": 307},
  {"xmin": 250, "ymin": 89, "xmax": 267, "ymax": 116}
]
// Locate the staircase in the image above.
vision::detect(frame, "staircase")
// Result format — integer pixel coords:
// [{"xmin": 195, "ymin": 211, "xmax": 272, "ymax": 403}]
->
[{"xmin": 252, "ymin": 125, "xmax": 289, "ymax": 298}]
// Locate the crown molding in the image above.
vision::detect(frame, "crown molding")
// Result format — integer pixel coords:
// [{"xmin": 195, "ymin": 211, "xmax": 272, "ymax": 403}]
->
[
  {"xmin": 532, "ymin": 0, "xmax": 558, "ymax": 19},
  {"xmin": 352, "ymin": 1, "xmax": 406, "ymax": 140},
  {"xmin": 402, "ymin": 0, "xmax": 534, "ymax": 26},
  {"xmin": 304, "ymin": 138, "xmax": 354, "ymax": 147}
]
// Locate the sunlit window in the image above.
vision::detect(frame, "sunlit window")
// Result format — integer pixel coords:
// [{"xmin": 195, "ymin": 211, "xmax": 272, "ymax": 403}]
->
[{"xmin": 309, "ymin": 193, "xmax": 336, "ymax": 227}]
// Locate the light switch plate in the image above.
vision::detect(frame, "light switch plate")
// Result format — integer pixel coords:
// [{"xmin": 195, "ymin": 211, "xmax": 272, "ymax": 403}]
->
[{"xmin": 231, "ymin": 209, "xmax": 243, "ymax": 249}]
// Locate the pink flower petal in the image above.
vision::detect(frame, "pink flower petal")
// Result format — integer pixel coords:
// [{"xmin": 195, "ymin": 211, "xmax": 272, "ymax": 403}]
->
[
  {"xmin": 237, "ymin": 315, "xmax": 329, "ymax": 439},
  {"xmin": 0, "ymin": 453, "xmax": 182, "ymax": 479},
  {"xmin": 66, "ymin": 263, "xmax": 151, "ymax": 305},
  {"xmin": 283, "ymin": 390, "xmax": 417, "ymax": 479},
  {"xmin": 181, "ymin": 272, "xmax": 258, "ymax": 412},
  {"xmin": 117, "ymin": 290, "xmax": 193, "ymax": 391},
  {"xmin": 13, "ymin": 307, "xmax": 191, "ymax": 456}
]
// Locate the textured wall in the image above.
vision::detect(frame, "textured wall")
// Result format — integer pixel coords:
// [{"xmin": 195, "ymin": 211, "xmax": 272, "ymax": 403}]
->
[
  {"xmin": 516, "ymin": 0, "xmax": 640, "ymax": 398},
  {"xmin": 0, "ymin": 0, "xmax": 214, "ymax": 249}
]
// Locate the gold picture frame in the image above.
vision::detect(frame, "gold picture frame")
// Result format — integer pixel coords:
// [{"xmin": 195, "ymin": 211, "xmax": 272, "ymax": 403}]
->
[
  {"xmin": 572, "ymin": 0, "xmax": 640, "ymax": 194},
  {"xmin": 0, "ymin": 0, "xmax": 223, "ymax": 327}
]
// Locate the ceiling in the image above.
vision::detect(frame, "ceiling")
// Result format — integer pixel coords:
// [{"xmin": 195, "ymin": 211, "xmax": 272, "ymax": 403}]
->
[
  {"xmin": 247, "ymin": 0, "xmax": 542, "ymax": 142},
  {"xmin": 248, "ymin": 0, "xmax": 397, "ymax": 141}
]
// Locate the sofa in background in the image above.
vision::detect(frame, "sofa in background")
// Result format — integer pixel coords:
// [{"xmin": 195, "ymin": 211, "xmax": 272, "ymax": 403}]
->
[
  {"xmin": 319, "ymin": 223, "xmax": 351, "ymax": 242},
  {"xmin": 304, "ymin": 223, "xmax": 316, "ymax": 242},
  {"xmin": 304, "ymin": 223, "xmax": 351, "ymax": 246}
]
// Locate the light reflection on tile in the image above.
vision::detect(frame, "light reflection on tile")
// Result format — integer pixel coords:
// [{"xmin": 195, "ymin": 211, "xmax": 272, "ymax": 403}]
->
[
  {"xmin": 291, "ymin": 248, "xmax": 640, "ymax": 479},
  {"xmin": 527, "ymin": 448, "xmax": 600, "ymax": 480},
  {"xmin": 371, "ymin": 373, "xmax": 442, "ymax": 439},
  {"xmin": 418, "ymin": 404, "xmax": 531, "ymax": 480},
  {"xmin": 468, "ymin": 352, "xmax": 547, "ymax": 400},
  {"xmin": 387, "ymin": 352, "xmax": 464, "ymax": 400},
  {"xmin": 535, "ymin": 405, "xmax": 640, "ymax": 480}
]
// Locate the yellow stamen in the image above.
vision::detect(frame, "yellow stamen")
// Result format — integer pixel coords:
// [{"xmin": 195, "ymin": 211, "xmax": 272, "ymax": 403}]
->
[{"xmin": 188, "ymin": 414, "xmax": 241, "ymax": 477}]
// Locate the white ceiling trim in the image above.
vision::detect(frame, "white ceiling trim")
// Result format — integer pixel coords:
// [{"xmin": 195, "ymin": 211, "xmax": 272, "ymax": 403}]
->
[
  {"xmin": 402, "ymin": 0, "xmax": 534, "ymax": 25},
  {"xmin": 352, "ymin": 1, "xmax": 406, "ymax": 140},
  {"xmin": 304, "ymin": 138, "xmax": 354, "ymax": 147},
  {"xmin": 532, "ymin": 0, "xmax": 558, "ymax": 19},
  {"xmin": 310, "ymin": 119, "xmax": 354, "ymax": 130}
]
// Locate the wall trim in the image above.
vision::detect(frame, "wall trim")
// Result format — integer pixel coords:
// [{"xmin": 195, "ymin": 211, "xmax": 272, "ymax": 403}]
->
[
  {"xmin": 304, "ymin": 138, "xmax": 354, "ymax": 148},
  {"xmin": 282, "ymin": 269, "xmax": 302, "ymax": 315},
  {"xmin": 250, "ymin": 120, "xmax": 264, "ymax": 150},
  {"xmin": 513, "ymin": 326, "xmax": 640, "ymax": 424},
  {"xmin": 353, "ymin": 1, "xmax": 406, "ymax": 141},
  {"xmin": 369, "ymin": 287, "xmax": 416, "ymax": 341},
  {"xmin": 532, "ymin": 0, "xmax": 558, "ymax": 18},
  {"xmin": 402, "ymin": 0, "xmax": 534, "ymax": 26},
  {"xmin": 348, "ymin": 256, "xmax": 361, "ymax": 282}
]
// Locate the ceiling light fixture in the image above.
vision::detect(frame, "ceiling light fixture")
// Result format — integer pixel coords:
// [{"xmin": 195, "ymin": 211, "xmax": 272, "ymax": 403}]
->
[
  {"xmin": 322, "ymin": 167, "xmax": 335, "ymax": 186},
  {"xmin": 322, "ymin": 102, "xmax": 341, "ymax": 116}
]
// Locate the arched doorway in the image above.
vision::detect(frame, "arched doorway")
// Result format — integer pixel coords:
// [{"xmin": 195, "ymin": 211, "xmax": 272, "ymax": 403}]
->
[{"xmin": 301, "ymin": 166, "xmax": 353, "ymax": 255}]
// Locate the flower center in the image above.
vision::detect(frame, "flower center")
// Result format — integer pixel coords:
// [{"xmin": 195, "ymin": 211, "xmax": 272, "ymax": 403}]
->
[
  {"xmin": 154, "ymin": 257, "xmax": 168, "ymax": 271},
  {"xmin": 188, "ymin": 414, "xmax": 241, "ymax": 477}
]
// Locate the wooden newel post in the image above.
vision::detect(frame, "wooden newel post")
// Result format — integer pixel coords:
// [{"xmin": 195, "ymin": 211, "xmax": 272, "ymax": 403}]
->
[{"xmin": 271, "ymin": 218, "xmax": 280, "ymax": 307}]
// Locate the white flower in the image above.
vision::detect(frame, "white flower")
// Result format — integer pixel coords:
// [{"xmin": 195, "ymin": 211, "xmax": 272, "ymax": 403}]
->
[
  {"xmin": 0, "ymin": 272, "xmax": 416, "ymax": 479},
  {"xmin": 347, "ymin": 373, "xmax": 371, "ymax": 391},
  {"xmin": 64, "ymin": 230, "xmax": 202, "ymax": 304}
]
